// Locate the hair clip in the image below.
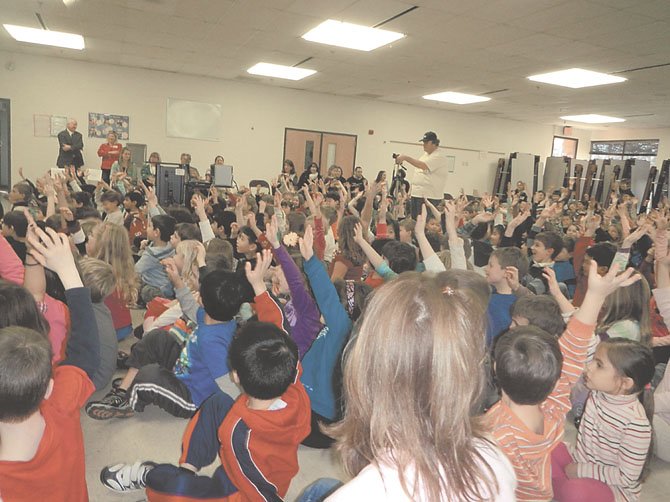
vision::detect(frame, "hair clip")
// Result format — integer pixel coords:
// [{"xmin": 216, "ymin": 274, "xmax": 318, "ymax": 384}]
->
[
  {"xmin": 645, "ymin": 383, "xmax": 652, "ymax": 391},
  {"xmin": 442, "ymin": 286, "xmax": 455, "ymax": 296}
]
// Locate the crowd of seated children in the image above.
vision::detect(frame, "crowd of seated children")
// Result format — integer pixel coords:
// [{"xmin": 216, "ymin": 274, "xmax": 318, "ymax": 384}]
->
[{"xmin": 2, "ymin": 162, "xmax": 670, "ymax": 502}]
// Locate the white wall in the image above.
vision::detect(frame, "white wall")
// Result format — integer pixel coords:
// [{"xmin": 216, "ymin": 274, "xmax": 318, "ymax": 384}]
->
[{"xmin": 2, "ymin": 49, "xmax": 566, "ymax": 194}]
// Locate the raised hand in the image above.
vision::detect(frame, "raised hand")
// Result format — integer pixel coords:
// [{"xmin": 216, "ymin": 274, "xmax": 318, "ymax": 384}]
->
[
  {"xmin": 443, "ymin": 200, "xmax": 460, "ymax": 239},
  {"xmin": 510, "ymin": 208, "xmax": 530, "ymax": 228},
  {"xmin": 59, "ymin": 206, "xmax": 75, "ymax": 222},
  {"xmin": 505, "ymin": 266, "xmax": 521, "ymax": 292},
  {"xmin": 542, "ymin": 266, "xmax": 562, "ymax": 297},
  {"xmin": 586, "ymin": 261, "xmax": 640, "ymax": 299},
  {"xmin": 415, "ymin": 204, "xmax": 427, "ymax": 236},
  {"xmin": 246, "ymin": 211, "xmax": 259, "ymax": 232},
  {"xmin": 622, "ymin": 224, "xmax": 650, "ymax": 248},
  {"xmin": 26, "ymin": 225, "xmax": 82, "ymax": 289},
  {"xmin": 265, "ymin": 214, "xmax": 280, "ymax": 248},
  {"xmin": 162, "ymin": 257, "xmax": 184, "ymax": 288},
  {"xmin": 192, "ymin": 194, "xmax": 207, "ymax": 220},
  {"xmin": 584, "ymin": 213, "xmax": 602, "ymax": 236},
  {"xmin": 244, "ymin": 249, "xmax": 273, "ymax": 296},
  {"xmin": 298, "ymin": 224, "xmax": 314, "ymax": 261},
  {"xmin": 353, "ymin": 222, "xmax": 365, "ymax": 244}
]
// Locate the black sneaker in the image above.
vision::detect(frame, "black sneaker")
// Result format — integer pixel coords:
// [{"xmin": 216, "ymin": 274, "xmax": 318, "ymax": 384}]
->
[
  {"xmin": 116, "ymin": 350, "xmax": 130, "ymax": 369},
  {"xmin": 86, "ymin": 388, "xmax": 134, "ymax": 420},
  {"xmin": 100, "ymin": 461, "xmax": 157, "ymax": 492}
]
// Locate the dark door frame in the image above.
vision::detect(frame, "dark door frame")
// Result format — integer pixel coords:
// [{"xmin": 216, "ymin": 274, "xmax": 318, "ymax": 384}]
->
[{"xmin": 0, "ymin": 98, "xmax": 10, "ymax": 190}]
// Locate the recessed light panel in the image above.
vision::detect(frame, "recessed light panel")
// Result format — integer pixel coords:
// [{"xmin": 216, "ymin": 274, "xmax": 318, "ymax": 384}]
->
[
  {"xmin": 247, "ymin": 63, "xmax": 316, "ymax": 81},
  {"xmin": 560, "ymin": 114, "xmax": 625, "ymax": 124},
  {"xmin": 3, "ymin": 24, "xmax": 85, "ymax": 50},
  {"xmin": 423, "ymin": 92, "xmax": 491, "ymax": 105},
  {"xmin": 302, "ymin": 19, "xmax": 404, "ymax": 51},
  {"xmin": 528, "ymin": 68, "xmax": 626, "ymax": 89}
]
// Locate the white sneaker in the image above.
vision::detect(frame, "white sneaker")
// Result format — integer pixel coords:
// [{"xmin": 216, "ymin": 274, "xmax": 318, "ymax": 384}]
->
[{"xmin": 100, "ymin": 461, "xmax": 157, "ymax": 492}]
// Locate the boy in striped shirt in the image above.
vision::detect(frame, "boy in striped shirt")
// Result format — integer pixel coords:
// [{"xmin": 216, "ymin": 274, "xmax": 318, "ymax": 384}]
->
[{"xmin": 486, "ymin": 263, "xmax": 639, "ymax": 500}]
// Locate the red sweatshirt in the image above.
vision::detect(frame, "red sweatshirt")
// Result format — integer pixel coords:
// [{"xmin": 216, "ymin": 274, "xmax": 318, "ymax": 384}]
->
[
  {"xmin": 97, "ymin": 142, "xmax": 123, "ymax": 170},
  {"xmin": 218, "ymin": 365, "xmax": 310, "ymax": 501}
]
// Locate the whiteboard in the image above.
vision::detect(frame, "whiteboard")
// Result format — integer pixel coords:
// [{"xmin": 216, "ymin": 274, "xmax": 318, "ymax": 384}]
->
[{"xmin": 166, "ymin": 98, "xmax": 222, "ymax": 141}]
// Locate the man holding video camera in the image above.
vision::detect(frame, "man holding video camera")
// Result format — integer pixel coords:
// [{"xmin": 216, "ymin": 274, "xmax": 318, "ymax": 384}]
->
[{"xmin": 394, "ymin": 131, "xmax": 448, "ymax": 219}]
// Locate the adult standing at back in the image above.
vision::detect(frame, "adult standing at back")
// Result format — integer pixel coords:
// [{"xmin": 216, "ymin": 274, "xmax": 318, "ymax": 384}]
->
[
  {"xmin": 97, "ymin": 131, "xmax": 122, "ymax": 184},
  {"xmin": 394, "ymin": 131, "xmax": 448, "ymax": 219},
  {"xmin": 56, "ymin": 118, "xmax": 84, "ymax": 169}
]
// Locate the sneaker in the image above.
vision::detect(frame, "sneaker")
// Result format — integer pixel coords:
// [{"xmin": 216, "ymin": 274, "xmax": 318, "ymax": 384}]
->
[
  {"xmin": 86, "ymin": 388, "xmax": 135, "ymax": 420},
  {"xmin": 116, "ymin": 350, "xmax": 130, "ymax": 369},
  {"xmin": 100, "ymin": 461, "xmax": 157, "ymax": 492}
]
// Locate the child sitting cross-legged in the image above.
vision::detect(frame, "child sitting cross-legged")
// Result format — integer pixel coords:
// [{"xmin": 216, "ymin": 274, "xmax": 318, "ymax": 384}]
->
[
  {"xmin": 487, "ymin": 261, "xmax": 640, "ymax": 501},
  {"xmin": 135, "ymin": 214, "xmax": 177, "ymax": 304},
  {"xmin": 99, "ymin": 256, "xmax": 310, "ymax": 501}
]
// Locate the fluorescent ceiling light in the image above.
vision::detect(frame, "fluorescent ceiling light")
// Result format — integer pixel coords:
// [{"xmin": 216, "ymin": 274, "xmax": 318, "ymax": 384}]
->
[
  {"xmin": 247, "ymin": 62, "xmax": 316, "ymax": 81},
  {"xmin": 560, "ymin": 114, "xmax": 625, "ymax": 124},
  {"xmin": 302, "ymin": 19, "xmax": 404, "ymax": 51},
  {"xmin": 423, "ymin": 91, "xmax": 491, "ymax": 105},
  {"xmin": 3, "ymin": 24, "xmax": 85, "ymax": 50},
  {"xmin": 528, "ymin": 68, "xmax": 626, "ymax": 89}
]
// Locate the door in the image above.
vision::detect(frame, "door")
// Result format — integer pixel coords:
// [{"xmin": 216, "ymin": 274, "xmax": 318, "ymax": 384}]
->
[
  {"xmin": 284, "ymin": 129, "xmax": 323, "ymax": 175},
  {"xmin": 0, "ymin": 99, "xmax": 10, "ymax": 190},
  {"xmin": 320, "ymin": 133, "xmax": 357, "ymax": 178},
  {"xmin": 284, "ymin": 128, "xmax": 357, "ymax": 178}
]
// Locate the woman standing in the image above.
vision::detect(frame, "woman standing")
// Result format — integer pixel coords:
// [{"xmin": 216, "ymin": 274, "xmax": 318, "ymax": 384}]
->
[{"xmin": 97, "ymin": 131, "xmax": 123, "ymax": 184}]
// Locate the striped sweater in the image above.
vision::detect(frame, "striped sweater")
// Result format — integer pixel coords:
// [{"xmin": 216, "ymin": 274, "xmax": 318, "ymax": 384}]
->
[
  {"xmin": 569, "ymin": 392, "xmax": 651, "ymax": 502},
  {"xmin": 487, "ymin": 317, "xmax": 594, "ymax": 501}
]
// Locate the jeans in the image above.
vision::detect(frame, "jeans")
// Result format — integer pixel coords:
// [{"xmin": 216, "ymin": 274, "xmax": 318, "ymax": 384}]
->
[{"xmin": 296, "ymin": 478, "xmax": 343, "ymax": 502}]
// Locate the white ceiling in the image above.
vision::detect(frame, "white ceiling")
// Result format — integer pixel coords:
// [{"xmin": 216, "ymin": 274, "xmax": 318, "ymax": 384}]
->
[{"xmin": 2, "ymin": 0, "xmax": 670, "ymax": 128}]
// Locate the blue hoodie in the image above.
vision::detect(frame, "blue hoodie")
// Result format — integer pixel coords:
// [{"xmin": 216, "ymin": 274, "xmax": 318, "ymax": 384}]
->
[
  {"xmin": 300, "ymin": 256, "xmax": 352, "ymax": 420},
  {"xmin": 135, "ymin": 243, "xmax": 175, "ymax": 297}
]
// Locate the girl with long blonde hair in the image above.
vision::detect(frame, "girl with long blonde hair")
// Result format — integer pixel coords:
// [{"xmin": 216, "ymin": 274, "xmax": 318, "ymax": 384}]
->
[
  {"xmin": 86, "ymin": 221, "xmax": 138, "ymax": 340},
  {"xmin": 313, "ymin": 272, "xmax": 516, "ymax": 501}
]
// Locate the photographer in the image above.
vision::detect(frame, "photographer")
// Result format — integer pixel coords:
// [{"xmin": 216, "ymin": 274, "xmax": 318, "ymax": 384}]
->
[{"xmin": 394, "ymin": 131, "xmax": 448, "ymax": 219}]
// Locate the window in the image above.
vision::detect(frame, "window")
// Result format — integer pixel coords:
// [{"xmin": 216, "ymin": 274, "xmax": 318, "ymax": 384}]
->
[{"xmin": 589, "ymin": 139, "xmax": 659, "ymax": 166}]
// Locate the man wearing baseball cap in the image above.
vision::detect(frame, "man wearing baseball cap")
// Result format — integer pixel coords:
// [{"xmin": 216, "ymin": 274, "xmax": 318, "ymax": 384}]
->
[{"xmin": 394, "ymin": 131, "xmax": 448, "ymax": 219}]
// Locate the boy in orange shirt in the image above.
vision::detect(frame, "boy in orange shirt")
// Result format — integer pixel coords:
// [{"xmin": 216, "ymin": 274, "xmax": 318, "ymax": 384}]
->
[
  {"xmin": 0, "ymin": 227, "xmax": 100, "ymax": 501},
  {"xmin": 487, "ymin": 263, "xmax": 639, "ymax": 501}
]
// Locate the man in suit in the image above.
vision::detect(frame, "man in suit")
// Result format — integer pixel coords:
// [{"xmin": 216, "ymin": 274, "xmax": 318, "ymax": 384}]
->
[{"xmin": 56, "ymin": 118, "xmax": 84, "ymax": 168}]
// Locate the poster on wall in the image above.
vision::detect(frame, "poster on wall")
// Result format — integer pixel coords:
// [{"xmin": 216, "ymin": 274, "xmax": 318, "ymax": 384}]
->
[{"xmin": 88, "ymin": 112, "xmax": 130, "ymax": 140}]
